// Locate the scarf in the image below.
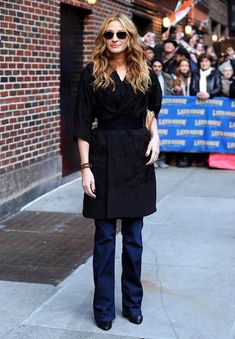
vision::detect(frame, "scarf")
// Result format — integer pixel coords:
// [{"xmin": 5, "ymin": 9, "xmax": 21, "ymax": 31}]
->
[{"xmin": 199, "ymin": 67, "xmax": 212, "ymax": 93}]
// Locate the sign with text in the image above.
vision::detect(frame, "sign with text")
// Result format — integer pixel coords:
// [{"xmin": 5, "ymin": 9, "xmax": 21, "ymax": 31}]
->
[{"xmin": 159, "ymin": 96, "xmax": 235, "ymax": 153}]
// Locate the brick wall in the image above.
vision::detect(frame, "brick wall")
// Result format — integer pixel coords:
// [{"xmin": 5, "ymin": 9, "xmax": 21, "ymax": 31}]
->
[
  {"xmin": 0, "ymin": 0, "xmax": 61, "ymax": 176},
  {"xmin": 0, "ymin": 0, "xmax": 62, "ymax": 219}
]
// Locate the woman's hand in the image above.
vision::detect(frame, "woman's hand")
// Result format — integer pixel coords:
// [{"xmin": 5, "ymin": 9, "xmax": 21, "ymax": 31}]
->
[
  {"xmin": 81, "ymin": 168, "xmax": 96, "ymax": 198},
  {"xmin": 145, "ymin": 135, "xmax": 160, "ymax": 165},
  {"xmin": 173, "ymin": 85, "xmax": 182, "ymax": 94}
]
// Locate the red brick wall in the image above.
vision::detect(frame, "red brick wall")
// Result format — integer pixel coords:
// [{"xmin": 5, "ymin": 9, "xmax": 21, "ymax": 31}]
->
[{"xmin": 0, "ymin": 0, "xmax": 61, "ymax": 175}]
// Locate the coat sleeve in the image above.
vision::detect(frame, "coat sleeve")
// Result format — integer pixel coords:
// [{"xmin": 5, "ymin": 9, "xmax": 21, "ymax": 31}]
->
[
  {"xmin": 148, "ymin": 71, "xmax": 162, "ymax": 118},
  {"xmin": 73, "ymin": 63, "xmax": 95, "ymax": 143},
  {"xmin": 230, "ymin": 80, "xmax": 235, "ymax": 98},
  {"xmin": 208, "ymin": 70, "xmax": 221, "ymax": 98},
  {"xmin": 190, "ymin": 73, "xmax": 199, "ymax": 96}
]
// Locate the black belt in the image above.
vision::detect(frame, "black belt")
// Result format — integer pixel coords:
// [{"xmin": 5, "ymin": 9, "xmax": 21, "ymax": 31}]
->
[{"xmin": 98, "ymin": 119, "xmax": 143, "ymax": 130}]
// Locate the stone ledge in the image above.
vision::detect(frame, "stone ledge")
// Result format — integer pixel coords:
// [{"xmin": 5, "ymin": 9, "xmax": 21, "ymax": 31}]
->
[{"xmin": 0, "ymin": 156, "xmax": 62, "ymax": 221}]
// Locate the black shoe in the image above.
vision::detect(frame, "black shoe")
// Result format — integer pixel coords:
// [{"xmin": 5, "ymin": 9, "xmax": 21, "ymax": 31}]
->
[
  {"xmin": 95, "ymin": 320, "xmax": 112, "ymax": 331},
  {"xmin": 123, "ymin": 313, "xmax": 143, "ymax": 324}
]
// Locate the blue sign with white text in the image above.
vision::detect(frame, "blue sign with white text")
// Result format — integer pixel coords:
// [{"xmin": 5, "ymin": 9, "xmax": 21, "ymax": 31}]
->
[{"xmin": 158, "ymin": 96, "xmax": 235, "ymax": 154}]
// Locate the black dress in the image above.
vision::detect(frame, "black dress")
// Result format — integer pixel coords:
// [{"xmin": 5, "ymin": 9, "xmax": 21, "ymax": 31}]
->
[{"xmin": 74, "ymin": 63, "xmax": 162, "ymax": 219}]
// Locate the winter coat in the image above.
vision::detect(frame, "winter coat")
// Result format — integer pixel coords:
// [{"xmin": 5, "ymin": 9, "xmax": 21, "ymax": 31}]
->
[{"xmin": 190, "ymin": 68, "xmax": 221, "ymax": 97}]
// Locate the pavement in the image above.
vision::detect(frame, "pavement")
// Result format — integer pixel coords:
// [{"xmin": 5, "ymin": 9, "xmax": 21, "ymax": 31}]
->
[{"xmin": 1, "ymin": 166, "xmax": 235, "ymax": 339}]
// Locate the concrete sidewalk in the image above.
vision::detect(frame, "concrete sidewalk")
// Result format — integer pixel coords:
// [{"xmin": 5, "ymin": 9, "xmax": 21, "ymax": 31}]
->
[{"xmin": 1, "ymin": 167, "xmax": 235, "ymax": 339}]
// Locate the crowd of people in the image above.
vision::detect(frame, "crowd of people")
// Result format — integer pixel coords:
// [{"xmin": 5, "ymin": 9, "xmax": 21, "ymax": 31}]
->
[{"xmin": 142, "ymin": 29, "xmax": 235, "ymax": 168}]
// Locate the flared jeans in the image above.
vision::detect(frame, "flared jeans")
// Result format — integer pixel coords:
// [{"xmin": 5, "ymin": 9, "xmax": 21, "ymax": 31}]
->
[{"xmin": 93, "ymin": 217, "xmax": 143, "ymax": 321}]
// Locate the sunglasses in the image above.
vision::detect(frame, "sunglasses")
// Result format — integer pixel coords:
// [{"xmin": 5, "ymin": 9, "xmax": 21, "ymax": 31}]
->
[{"xmin": 103, "ymin": 31, "xmax": 127, "ymax": 40}]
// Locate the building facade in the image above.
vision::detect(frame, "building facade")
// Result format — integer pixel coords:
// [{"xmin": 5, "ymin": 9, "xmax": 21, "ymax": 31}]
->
[{"xmin": 0, "ymin": 0, "xmax": 229, "ymax": 220}]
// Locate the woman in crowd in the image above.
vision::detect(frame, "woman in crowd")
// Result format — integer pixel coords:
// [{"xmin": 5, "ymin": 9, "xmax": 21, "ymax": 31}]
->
[
  {"xmin": 171, "ymin": 58, "xmax": 192, "ymax": 167},
  {"xmin": 74, "ymin": 13, "xmax": 162, "ymax": 331},
  {"xmin": 219, "ymin": 60, "xmax": 234, "ymax": 97},
  {"xmin": 172, "ymin": 58, "xmax": 192, "ymax": 96}
]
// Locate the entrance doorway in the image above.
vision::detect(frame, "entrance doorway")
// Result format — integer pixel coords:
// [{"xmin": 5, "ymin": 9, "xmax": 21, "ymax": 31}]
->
[{"xmin": 60, "ymin": 4, "xmax": 89, "ymax": 176}]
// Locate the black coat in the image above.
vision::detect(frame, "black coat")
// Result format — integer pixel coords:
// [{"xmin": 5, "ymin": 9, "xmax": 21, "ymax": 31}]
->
[
  {"xmin": 230, "ymin": 80, "xmax": 235, "ymax": 98},
  {"xmin": 74, "ymin": 63, "xmax": 162, "ymax": 219},
  {"xmin": 190, "ymin": 68, "xmax": 221, "ymax": 97}
]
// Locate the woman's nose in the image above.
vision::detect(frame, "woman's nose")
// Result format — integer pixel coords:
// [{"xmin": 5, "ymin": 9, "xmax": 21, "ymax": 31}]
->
[{"xmin": 112, "ymin": 33, "xmax": 118, "ymax": 41}]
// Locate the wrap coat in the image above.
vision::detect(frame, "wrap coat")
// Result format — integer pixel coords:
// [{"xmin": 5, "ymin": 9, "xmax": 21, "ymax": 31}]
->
[{"xmin": 74, "ymin": 63, "xmax": 162, "ymax": 219}]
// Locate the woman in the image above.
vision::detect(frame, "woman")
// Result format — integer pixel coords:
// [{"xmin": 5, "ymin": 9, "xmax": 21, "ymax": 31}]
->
[
  {"xmin": 74, "ymin": 14, "xmax": 162, "ymax": 331},
  {"xmin": 171, "ymin": 58, "xmax": 192, "ymax": 167},
  {"xmin": 219, "ymin": 60, "xmax": 234, "ymax": 97},
  {"xmin": 172, "ymin": 58, "xmax": 191, "ymax": 96}
]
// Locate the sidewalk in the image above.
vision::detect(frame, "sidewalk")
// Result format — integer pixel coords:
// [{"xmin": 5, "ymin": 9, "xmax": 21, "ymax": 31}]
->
[{"xmin": 1, "ymin": 167, "xmax": 235, "ymax": 339}]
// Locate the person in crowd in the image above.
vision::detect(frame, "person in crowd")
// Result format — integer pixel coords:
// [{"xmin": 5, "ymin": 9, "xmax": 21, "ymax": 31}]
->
[
  {"xmin": 190, "ymin": 53, "xmax": 221, "ymax": 100},
  {"xmin": 162, "ymin": 39, "xmax": 178, "ymax": 75},
  {"xmin": 175, "ymin": 46, "xmax": 198, "ymax": 73},
  {"xmin": 172, "ymin": 58, "xmax": 192, "ymax": 96},
  {"xmin": 175, "ymin": 46, "xmax": 190, "ymax": 63},
  {"xmin": 229, "ymin": 78, "xmax": 235, "ymax": 98},
  {"xmin": 152, "ymin": 58, "xmax": 172, "ymax": 95},
  {"xmin": 228, "ymin": 49, "xmax": 235, "ymax": 97},
  {"xmin": 74, "ymin": 13, "xmax": 162, "ymax": 331},
  {"xmin": 152, "ymin": 58, "xmax": 172, "ymax": 168},
  {"xmin": 142, "ymin": 31, "xmax": 163, "ymax": 59},
  {"xmin": 142, "ymin": 31, "xmax": 156, "ymax": 48},
  {"xmin": 145, "ymin": 45, "xmax": 156, "ymax": 63},
  {"xmin": 224, "ymin": 46, "xmax": 235, "ymax": 69},
  {"xmin": 219, "ymin": 60, "xmax": 234, "ymax": 97},
  {"xmin": 190, "ymin": 53, "xmax": 221, "ymax": 166},
  {"xmin": 188, "ymin": 34, "xmax": 199, "ymax": 49},
  {"xmin": 206, "ymin": 45, "xmax": 218, "ymax": 67},
  {"xmin": 171, "ymin": 58, "xmax": 192, "ymax": 167},
  {"xmin": 195, "ymin": 41, "xmax": 205, "ymax": 56}
]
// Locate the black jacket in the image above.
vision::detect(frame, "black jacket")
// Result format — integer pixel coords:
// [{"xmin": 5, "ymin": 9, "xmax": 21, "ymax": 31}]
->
[
  {"xmin": 190, "ymin": 68, "xmax": 221, "ymax": 98},
  {"xmin": 230, "ymin": 80, "xmax": 235, "ymax": 98}
]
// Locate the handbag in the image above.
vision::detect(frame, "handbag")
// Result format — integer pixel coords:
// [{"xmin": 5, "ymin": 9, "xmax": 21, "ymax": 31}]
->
[{"xmin": 145, "ymin": 109, "xmax": 155, "ymax": 131}]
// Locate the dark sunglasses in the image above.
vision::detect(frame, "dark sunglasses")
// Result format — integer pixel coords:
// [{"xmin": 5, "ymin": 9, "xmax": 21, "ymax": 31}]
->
[{"xmin": 103, "ymin": 31, "xmax": 127, "ymax": 40}]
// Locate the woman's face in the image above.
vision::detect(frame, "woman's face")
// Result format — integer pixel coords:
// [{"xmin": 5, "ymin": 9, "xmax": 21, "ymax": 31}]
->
[
  {"xmin": 200, "ymin": 58, "xmax": 211, "ymax": 71},
  {"xmin": 195, "ymin": 42, "xmax": 205, "ymax": 55},
  {"xmin": 144, "ymin": 33, "xmax": 155, "ymax": 46},
  {"xmin": 223, "ymin": 68, "xmax": 233, "ymax": 79},
  {"xmin": 179, "ymin": 60, "xmax": 190, "ymax": 75},
  {"xmin": 104, "ymin": 20, "xmax": 129, "ymax": 55}
]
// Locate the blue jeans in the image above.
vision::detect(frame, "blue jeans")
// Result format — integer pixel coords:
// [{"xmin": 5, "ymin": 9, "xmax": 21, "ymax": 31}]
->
[{"xmin": 93, "ymin": 218, "xmax": 143, "ymax": 321}]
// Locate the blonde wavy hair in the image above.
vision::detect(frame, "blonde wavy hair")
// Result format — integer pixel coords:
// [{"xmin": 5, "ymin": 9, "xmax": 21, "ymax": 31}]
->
[{"xmin": 92, "ymin": 13, "xmax": 150, "ymax": 93}]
